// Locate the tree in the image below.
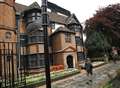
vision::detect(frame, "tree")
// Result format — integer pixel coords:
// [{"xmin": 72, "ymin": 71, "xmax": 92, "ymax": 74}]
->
[
  {"xmin": 85, "ymin": 4, "xmax": 120, "ymax": 47},
  {"xmin": 85, "ymin": 30, "xmax": 111, "ymax": 57}
]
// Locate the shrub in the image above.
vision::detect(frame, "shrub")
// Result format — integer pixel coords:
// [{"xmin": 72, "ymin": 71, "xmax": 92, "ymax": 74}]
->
[{"xmin": 50, "ymin": 65, "xmax": 64, "ymax": 71}]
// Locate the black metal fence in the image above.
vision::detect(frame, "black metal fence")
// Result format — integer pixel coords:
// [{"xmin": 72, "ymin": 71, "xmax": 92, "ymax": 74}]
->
[{"xmin": 0, "ymin": 42, "xmax": 26, "ymax": 88}]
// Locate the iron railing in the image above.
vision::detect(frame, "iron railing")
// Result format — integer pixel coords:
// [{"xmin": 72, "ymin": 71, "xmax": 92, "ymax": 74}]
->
[{"xmin": 0, "ymin": 42, "xmax": 26, "ymax": 88}]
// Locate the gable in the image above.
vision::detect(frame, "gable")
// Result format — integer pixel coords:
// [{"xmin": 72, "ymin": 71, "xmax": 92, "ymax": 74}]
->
[
  {"xmin": 63, "ymin": 46, "xmax": 76, "ymax": 52},
  {"xmin": 54, "ymin": 46, "xmax": 76, "ymax": 54},
  {"xmin": 24, "ymin": 2, "xmax": 41, "ymax": 11},
  {"xmin": 66, "ymin": 14, "xmax": 79, "ymax": 25}
]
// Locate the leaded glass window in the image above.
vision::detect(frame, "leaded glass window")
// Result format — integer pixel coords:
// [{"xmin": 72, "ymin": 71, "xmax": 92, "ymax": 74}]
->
[{"xmin": 65, "ymin": 33, "xmax": 71, "ymax": 43}]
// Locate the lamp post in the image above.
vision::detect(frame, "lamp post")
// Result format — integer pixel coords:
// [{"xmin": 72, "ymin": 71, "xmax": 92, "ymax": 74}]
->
[{"xmin": 41, "ymin": 0, "xmax": 51, "ymax": 88}]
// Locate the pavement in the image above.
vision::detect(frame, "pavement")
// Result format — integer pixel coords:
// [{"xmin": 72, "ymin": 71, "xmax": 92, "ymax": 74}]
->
[{"xmin": 38, "ymin": 61, "xmax": 120, "ymax": 88}]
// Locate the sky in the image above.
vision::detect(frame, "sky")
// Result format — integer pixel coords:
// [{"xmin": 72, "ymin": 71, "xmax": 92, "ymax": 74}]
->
[{"xmin": 16, "ymin": 0, "xmax": 120, "ymax": 24}]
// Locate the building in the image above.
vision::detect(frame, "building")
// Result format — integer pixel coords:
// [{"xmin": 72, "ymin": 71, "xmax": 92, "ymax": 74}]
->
[{"xmin": 0, "ymin": 0, "xmax": 84, "ymax": 74}]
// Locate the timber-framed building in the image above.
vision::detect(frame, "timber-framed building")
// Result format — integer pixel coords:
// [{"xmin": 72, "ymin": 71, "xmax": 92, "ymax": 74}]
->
[{"xmin": 0, "ymin": 0, "xmax": 84, "ymax": 74}]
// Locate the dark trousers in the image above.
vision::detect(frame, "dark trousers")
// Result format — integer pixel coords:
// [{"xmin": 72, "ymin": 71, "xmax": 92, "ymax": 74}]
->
[{"xmin": 87, "ymin": 70, "xmax": 93, "ymax": 76}]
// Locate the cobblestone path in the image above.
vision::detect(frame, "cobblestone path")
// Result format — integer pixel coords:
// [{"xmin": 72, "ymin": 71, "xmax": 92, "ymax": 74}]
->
[{"xmin": 39, "ymin": 62, "xmax": 120, "ymax": 88}]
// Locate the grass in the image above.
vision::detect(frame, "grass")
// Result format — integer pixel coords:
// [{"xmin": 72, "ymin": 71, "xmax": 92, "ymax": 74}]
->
[{"xmin": 26, "ymin": 68, "xmax": 80, "ymax": 87}]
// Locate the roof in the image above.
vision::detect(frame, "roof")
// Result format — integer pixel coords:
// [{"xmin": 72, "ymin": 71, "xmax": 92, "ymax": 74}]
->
[
  {"xmin": 55, "ymin": 26, "xmax": 74, "ymax": 33},
  {"xmin": 14, "ymin": 2, "xmax": 81, "ymax": 26},
  {"xmin": 26, "ymin": 20, "xmax": 42, "ymax": 33},
  {"xmin": 14, "ymin": 3, "xmax": 27, "ymax": 13},
  {"xmin": 51, "ymin": 26, "xmax": 75, "ymax": 36},
  {"xmin": 65, "ymin": 14, "xmax": 78, "ymax": 25},
  {"xmin": 48, "ymin": 12, "xmax": 67, "ymax": 24},
  {"xmin": 24, "ymin": 2, "xmax": 41, "ymax": 12},
  {"xmin": 14, "ymin": 2, "xmax": 68, "ymax": 24}
]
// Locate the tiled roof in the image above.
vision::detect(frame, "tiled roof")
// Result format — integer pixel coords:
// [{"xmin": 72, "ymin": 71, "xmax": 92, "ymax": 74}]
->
[
  {"xmin": 55, "ymin": 27, "xmax": 73, "ymax": 33},
  {"xmin": 14, "ymin": 2, "xmax": 81, "ymax": 26},
  {"xmin": 48, "ymin": 12, "xmax": 67, "ymax": 24},
  {"xmin": 14, "ymin": 2, "xmax": 68, "ymax": 24},
  {"xmin": 51, "ymin": 26, "xmax": 75, "ymax": 36},
  {"xmin": 14, "ymin": 3, "xmax": 27, "ymax": 13},
  {"xmin": 24, "ymin": 2, "xmax": 41, "ymax": 12}
]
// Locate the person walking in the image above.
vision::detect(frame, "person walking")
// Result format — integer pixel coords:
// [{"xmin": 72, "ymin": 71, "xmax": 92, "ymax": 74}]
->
[
  {"xmin": 84, "ymin": 59, "xmax": 93, "ymax": 84},
  {"xmin": 112, "ymin": 47, "xmax": 118, "ymax": 63}
]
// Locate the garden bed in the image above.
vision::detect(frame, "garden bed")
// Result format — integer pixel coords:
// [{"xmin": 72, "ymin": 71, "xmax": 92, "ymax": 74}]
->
[{"xmin": 26, "ymin": 68, "xmax": 80, "ymax": 87}]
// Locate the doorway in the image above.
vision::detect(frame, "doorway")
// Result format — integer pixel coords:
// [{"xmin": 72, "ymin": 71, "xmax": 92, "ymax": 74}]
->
[{"xmin": 66, "ymin": 55, "xmax": 73, "ymax": 68}]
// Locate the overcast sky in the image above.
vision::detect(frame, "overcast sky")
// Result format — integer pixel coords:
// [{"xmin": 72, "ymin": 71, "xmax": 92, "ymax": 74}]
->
[{"xmin": 16, "ymin": 0, "xmax": 120, "ymax": 24}]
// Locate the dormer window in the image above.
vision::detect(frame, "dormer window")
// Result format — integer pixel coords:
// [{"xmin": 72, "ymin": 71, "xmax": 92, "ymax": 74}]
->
[{"xmin": 26, "ymin": 12, "xmax": 41, "ymax": 23}]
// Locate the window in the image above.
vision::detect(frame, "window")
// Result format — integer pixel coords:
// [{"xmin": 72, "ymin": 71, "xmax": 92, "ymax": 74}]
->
[
  {"xmin": 50, "ymin": 23, "xmax": 55, "ymax": 29},
  {"xmin": 28, "ymin": 30, "xmax": 44, "ymax": 43},
  {"xmin": 32, "ymin": 13, "xmax": 36, "ymax": 16},
  {"xmin": 29, "ymin": 55, "xmax": 37, "ymax": 68},
  {"xmin": 75, "ymin": 36, "xmax": 82, "ymax": 45},
  {"xmin": 65, "ymin": 33, "xmax": 71, "ymax": 43},
  {"xmin": 38, "ymin": 54, "xmax": 45, "ymax": 67},
  {"xmin": 75, "ymin": 28, "xmax": 80, "ymax": 32},
  {"xmin": 20, "ymin": 34, "xmax": 27, "ymax": 46},
  {"xmin": 38, "ymin": 36, "xmax": 44, "ymax": 42},
  {"xmin": 26, "ymin": 12, "xmax": 41, "ymax": 23},
  {"xmin": 29, "ymin": 36, "xmax": 36, "ymax": 43},
  {"xmin": 68, "ymin": 25, "xmax": 75, "ymax": 32},
  {"xmin": 37, "ymin": 13, "xmax": 41, "ymax": 16},
  {"xmin": 77, "ymin": 52, "xmax": 84, "ymax": 60},
  {"xmin": 75, "ymin": 26, "xmax": 81, "ymax": 32},
  {"xmin": 27, "ymin": 13, "xmax": 35, "ymax": 17},
  {"xmin": 36, "ymin": 13, "xmax": 41, "ymax": 20},
  {"xmin": 29, "ymin": 36, "xmax": 44, "ymax": 43},
  {"xmin": 28, "ymin": 54, "xmax": 45, "ymax": 68}
]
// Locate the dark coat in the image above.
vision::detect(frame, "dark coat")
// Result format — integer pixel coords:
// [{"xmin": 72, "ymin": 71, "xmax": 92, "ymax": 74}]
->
[{"xmin": 85, "ymin": 62, "xmax": 93, "ymax": 72}]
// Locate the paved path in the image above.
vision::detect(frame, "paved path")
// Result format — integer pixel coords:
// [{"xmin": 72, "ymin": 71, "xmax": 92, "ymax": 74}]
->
[{"xmin": 38, "ymin": 62, "xmax": 120, "ymax": 88}]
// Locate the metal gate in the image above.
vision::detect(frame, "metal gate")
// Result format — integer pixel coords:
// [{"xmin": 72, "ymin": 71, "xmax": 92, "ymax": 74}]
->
[{"xmin": 0, "ymin": 42, "xmax": 27, "ymax": 88}]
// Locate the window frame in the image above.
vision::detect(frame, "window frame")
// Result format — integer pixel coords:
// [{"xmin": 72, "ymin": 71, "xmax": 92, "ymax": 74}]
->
[{"xmin": 65, "ymin": 32, "xmax": 71, "ymax": 43}]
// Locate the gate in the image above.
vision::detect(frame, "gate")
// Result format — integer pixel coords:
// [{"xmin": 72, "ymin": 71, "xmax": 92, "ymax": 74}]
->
[{"xmin": 0, "ymin": 42, "xmax": 27, "ymax": 88}]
